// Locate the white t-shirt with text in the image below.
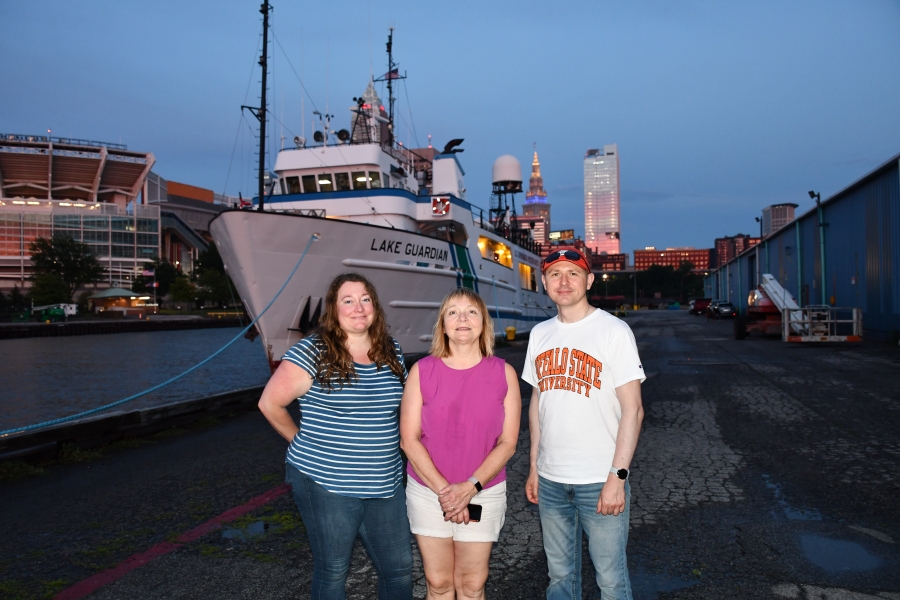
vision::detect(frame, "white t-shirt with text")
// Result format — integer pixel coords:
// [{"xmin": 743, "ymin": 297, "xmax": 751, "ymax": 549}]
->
[{"xmin": 522, "ymin": 308, "xmax": 645, "ymax": 484}]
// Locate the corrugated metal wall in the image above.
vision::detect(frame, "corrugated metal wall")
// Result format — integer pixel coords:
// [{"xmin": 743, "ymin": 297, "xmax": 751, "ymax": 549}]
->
[{"xmin": 704, "ymin": 154, "xmax": 900, "ymax": 341}]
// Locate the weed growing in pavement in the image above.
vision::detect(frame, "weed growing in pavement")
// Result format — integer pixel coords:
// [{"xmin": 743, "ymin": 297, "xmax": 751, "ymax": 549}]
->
[
  {"xmin": 150, "ymin": 427, "xmax": 190, "ymax": 439},
  {"xmin": 0, "ymin": 575, "xmax": 69, "ymax": 599},
  {"xmin": 0, "ymin": 461, "xmax": 47, "ymax": 482},
  {"xmin": 199, "ymin": 544, "xmax": 226, "ymax": 558},
  {"xmin": 265, "ymin": 512, "xmax": 303, "ymax": 533},
  {"xmin": 57, "ymin": 444, "xmax": 103, "ymax": 463},
  {"xmin": 165, "ymin": 531, "xmax": 183, "ymax": 543},
  {"xmin": 0, "ymin": 579, "xmax": 32, "ymax": 600},
  {"xmin": 0, "ymin": 436, "xmax": 161, "ymax": 482},
  {"xmin": 242, "ymin": 551, "xmax": 276, "ymax": 563},
  {"xmin": 192, "ymin": 416, "xmax": 220, "ymax": 428},
  {"xmin": 284, "ymin": 540, "xmax": 308, "ymax": 551},
  {"xmin": 102, "ymin": 437, "xmax": 154, "ymax": 452},
  {"xmin": 40, "ymin": 579, "xmax": 69, "ymax": 598},
  {"xmin": 71, "ymin": 535, "xmax": 139, "ymax": 571}
]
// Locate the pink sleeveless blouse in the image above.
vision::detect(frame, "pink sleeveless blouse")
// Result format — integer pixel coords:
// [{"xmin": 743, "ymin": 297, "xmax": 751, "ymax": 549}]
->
[{"xmin": 407, "ymin": 355, "xmax": 509, "ymax": 489}]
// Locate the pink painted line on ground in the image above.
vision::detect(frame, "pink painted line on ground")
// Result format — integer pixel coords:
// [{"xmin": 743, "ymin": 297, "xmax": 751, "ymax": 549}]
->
[{"xmin": 55, "ymin": 483, "xmax": 291, "ymax": 600}]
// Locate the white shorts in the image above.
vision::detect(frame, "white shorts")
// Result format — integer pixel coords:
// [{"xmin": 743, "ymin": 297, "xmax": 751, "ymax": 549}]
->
[{"xmin": 405, "ymin": 476, "xmax": 507, "ymax": 543}]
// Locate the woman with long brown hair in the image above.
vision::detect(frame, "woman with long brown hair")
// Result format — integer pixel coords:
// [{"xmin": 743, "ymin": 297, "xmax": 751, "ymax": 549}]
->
[{"xmin": 258, "ymin": 272, "xmax": 412, "ymax": 599}]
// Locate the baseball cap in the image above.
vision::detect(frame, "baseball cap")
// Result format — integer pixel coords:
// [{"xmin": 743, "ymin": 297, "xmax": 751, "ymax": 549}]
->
[{"xmin": 541, "ymin": 247, "xmax": 591, "ymax": 273}]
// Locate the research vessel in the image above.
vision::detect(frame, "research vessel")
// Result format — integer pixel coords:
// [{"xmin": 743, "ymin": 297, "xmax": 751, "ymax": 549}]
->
[{"xmin": 209, "ymin": 20, "xmax": 553, "ymax": 369}]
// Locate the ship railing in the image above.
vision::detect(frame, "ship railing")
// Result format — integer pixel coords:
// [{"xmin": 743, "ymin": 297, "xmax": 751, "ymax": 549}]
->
[{"xmin": 483, "ymin": 218, "xmax": 542, "ymax": 256}]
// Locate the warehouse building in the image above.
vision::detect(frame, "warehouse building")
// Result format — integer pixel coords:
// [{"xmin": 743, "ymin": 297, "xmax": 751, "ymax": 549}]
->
[{"xmin": 705, "ymin": 152, "xmax": 900, "ymax": 341}]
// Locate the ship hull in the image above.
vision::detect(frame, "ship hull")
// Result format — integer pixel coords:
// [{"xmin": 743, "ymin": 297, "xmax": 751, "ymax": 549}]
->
[{"xmin": 209, "ymin": 210, "xmax": 555, "ymax": 369}]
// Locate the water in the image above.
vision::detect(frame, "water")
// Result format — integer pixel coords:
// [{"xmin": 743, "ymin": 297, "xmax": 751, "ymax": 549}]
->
[
  {"xmin": 222, "ymin": 520, "xmax": 279, "ymax": 541},
  {"xmin": 0, "ymin": 328, "xmax": 271, "ymax": 430},
  {"xmin": 800, "ymin": 534, "xmax": 882, "ymax": 572},
  {"xmin": 763, "ymin": 474, "xmax": 823, "ymax": 521},
  {"xmin": 630, "ymin": 562, "xmax": 697, "ymax": 599}
]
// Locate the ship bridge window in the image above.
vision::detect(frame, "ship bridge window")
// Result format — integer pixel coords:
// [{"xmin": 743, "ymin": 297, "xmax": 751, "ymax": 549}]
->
[
  {"xmin": 335, "ymin": 172, "xmax": 351, "ymax": 191},
  {"xmin": 317, "ymin": 174, "xmax": 334, "ymax": 192},
  {"xmin": 285, "ymin": 176, "xmax": 301, "ymax": 194},
  {"xmin": 301, "ymin": 175, "xmax": 317, "ymax": 193},
  {"xmin": 352, "ymin": 171, "xmax": 368, "ymax": 190},
  {"xmin": 478, "ymin": 236, "xmax": 512, "ymax": 269},
  {"xmin": 369, "ymin": 171, "xmax": 382, "ymax": 189},
  {"xmin": 519, "ymin": 263, "xmax": 537, "ymax": 292}
]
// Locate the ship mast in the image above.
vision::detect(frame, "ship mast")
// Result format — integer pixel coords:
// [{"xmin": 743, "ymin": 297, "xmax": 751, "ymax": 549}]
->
[
  {"xmin": 375, "ymin": 28, "xmax": 405, "ymax": 149},
  {"xmin": 242, "ymin": 1, "xmax": 271, "ymax": 211}
]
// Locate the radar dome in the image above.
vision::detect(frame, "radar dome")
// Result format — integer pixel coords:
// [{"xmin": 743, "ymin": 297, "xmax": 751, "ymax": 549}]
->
[{"xmin": 492, "ymin": 155, "xmax": 522, "ymax": 185}]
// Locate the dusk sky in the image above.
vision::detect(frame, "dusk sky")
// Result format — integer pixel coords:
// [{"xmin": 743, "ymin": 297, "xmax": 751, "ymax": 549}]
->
[{"xmin": 3, "ymin": 1, "xmax": 898, "ymax": 253}]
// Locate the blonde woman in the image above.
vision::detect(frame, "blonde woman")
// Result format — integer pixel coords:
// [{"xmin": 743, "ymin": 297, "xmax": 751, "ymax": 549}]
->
[{"xmin": 400, "ymin": 288, "xmax": 521, "ymax": 599}]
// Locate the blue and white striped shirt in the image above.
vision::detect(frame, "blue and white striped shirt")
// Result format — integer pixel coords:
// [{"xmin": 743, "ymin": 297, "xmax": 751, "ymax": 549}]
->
[{"xmin": 282, "ymin": 335, "xmax": 407, "ymax": 498}]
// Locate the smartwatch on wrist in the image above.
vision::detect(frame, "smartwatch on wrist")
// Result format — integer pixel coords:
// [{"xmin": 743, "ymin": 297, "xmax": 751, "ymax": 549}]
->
[
  {"xmin": 467, "ymin": 476, "xmax": 483, "ymax": 492},
  {"xmin": 610, "ymin": 467, "xmax": 629, "ymax": 480}
]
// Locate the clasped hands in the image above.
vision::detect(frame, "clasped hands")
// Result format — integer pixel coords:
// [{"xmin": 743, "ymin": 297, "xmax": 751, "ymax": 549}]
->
[{"xmin": 437, "ymin": 481, "xmax": 477, "ymax": 524}]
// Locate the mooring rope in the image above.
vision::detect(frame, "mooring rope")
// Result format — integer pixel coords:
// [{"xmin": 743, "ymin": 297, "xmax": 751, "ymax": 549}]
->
[
  {"xmin": 0, "ymin": 233, "xmax": 319, "ymax": 438},
  {"xmin": 490, "ymin": 276, "xmax": 502, "ymax": 323}
]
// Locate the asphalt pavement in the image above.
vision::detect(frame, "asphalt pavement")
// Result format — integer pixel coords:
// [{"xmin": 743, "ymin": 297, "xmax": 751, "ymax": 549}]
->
[{"xmin": 1, "ymin": 310, "xmax": 899, "ymax": 599}]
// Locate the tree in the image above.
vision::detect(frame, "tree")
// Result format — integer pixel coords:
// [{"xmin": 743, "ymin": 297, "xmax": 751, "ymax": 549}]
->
[
  {"xmin": 9, "ymin": 286, "xmax": 28, "ymax": 311},
  {"xmin": 29, "ymin": 273, "xmax": 70, "ymax": 305},
  {"xmin": 132, "ymin": 256, "xmax": 179, "ymax": 297},
  {"xmin": 196, "ymin": 242, "xmax": 240, "ymax": 308},
  {"xmin": 169, "ymin": 276, "xmax": 196, "ymax": 308},
  {"xmin": 197, "ymin": 269, "xmax": 233, "ymax": 307},
  {"xmin": 196, "ymin": 243, "xmax": 225, "ymax": 275},
  {"xmin": 28, "ymin": 235, "xmax": 104, "ymax": 302}
]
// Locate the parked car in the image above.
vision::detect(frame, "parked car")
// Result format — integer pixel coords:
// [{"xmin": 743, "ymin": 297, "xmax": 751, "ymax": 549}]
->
[
  {"xmin": 711, "ymin": 301, "xmax": 737, "ymax": 319},
  {"xmin": 706, "ymin": 300, "xmax": 724, "ymax": 319},
  {"xmin": 690, "ymin": 298, "xmax": 711, "ymax": 315}
]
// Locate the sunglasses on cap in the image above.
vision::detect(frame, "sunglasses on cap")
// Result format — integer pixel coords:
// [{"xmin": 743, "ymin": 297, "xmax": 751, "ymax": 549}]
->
[{"xmin": 542, "ymin": 249, "xmax": 590, "ymax": 272}]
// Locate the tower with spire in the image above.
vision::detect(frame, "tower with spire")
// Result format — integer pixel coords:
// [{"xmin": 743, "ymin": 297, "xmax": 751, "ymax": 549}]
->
[
  {"xmin": 350, "ymin": 80, "xmax": 389, "ymax": 145},
  {"xmin": 522, "ymin": 148, "xmax": 551, "ymax": 243}
]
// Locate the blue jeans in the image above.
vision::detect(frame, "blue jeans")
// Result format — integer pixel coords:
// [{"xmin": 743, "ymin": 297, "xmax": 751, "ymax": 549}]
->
[
  {"xmin": 286, "ymin": 465, "xmax": 413, "ymax": 600},
  {"xmin": 538, "ymin": 476, "xmax": 632, "ymax": 600}
]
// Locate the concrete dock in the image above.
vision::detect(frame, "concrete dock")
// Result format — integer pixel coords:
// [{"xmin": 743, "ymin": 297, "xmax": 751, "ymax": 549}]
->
[{"xmin": 1, "ymin": 310, "xmax": 898, "ymax": 599}]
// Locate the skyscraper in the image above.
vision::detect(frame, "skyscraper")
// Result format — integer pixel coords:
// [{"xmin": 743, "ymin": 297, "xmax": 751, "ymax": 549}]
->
[
  {"xmin": 761, "ymin": 203, "xmax": 798, "ymax": 238},
  {"xmin": 584, "ymin": 144, "xmax": 620, "ymax": 255},
  {"xmin": 522, "ymin": 151, "xmax": 551, "ymax": 243}
]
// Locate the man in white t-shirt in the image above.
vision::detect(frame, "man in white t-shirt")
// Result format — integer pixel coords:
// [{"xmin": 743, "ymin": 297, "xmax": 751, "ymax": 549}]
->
[{"xmin": 522, "ymin": 247, "xmax": 645, "ymax": 600}]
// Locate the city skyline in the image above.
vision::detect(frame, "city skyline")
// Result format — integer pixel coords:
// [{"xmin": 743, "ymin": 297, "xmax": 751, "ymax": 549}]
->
[{"xmin": 2, "ymin": 1, "xmax": 898, "ymax": 252}]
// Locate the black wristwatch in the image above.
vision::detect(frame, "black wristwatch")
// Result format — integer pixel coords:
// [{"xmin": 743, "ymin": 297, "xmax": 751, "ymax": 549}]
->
[
  {"xmin": 467, "ymin": 476, "xmax": 483, "ymax": 492},
  {"xmin": 610, "ymin": 467, "xmax": 629, "ymax": 480}
]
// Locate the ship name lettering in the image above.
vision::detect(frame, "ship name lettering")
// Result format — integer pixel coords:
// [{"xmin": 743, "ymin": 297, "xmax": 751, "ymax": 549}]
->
[
  {"xmin": 404, "ymin": 243, "xmax": 447, "ymax": 263},
  {"xmin": 370, "ymin": 238, "xmax": 402, "ymax": 254}
]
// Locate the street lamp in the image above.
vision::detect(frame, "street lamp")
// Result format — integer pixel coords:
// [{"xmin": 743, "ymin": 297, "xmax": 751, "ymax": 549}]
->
[
  {"xmin": 630, "ymin": 273, "xmax": 637, "ymax": 310},
  {"xmin": 602, "ymin": 273, "xmax": 608, "ymax": 298},
  {"xmin": 809, "ymin": 190, "xmax": 827, "ymax": 304}
]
